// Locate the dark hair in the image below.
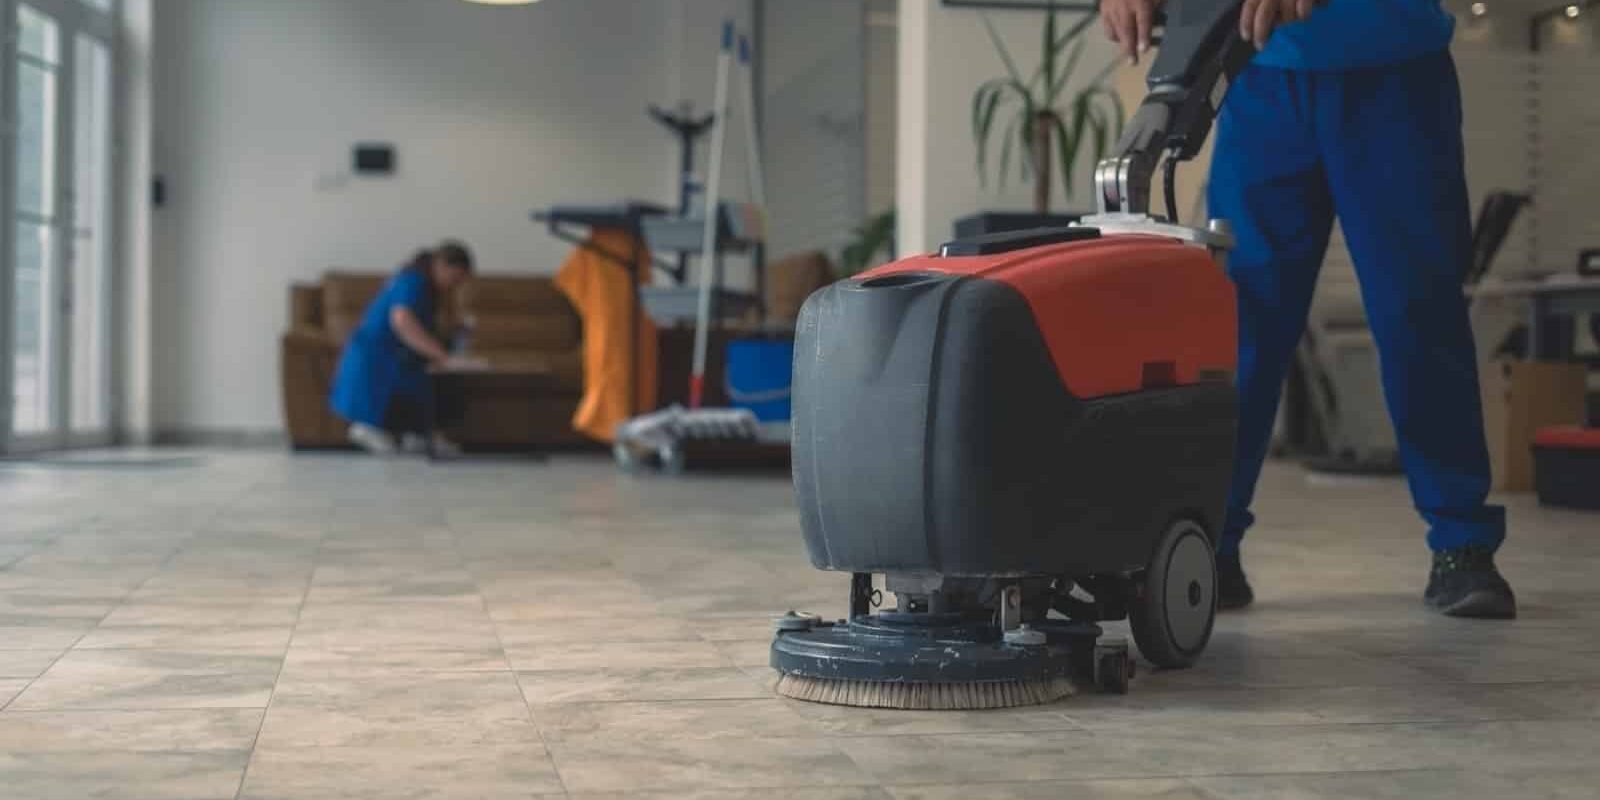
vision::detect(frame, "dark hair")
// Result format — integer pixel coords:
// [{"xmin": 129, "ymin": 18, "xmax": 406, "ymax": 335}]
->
[{"xmin": 404, "ymin": 240, "xmax": 475, "ymax": 277}]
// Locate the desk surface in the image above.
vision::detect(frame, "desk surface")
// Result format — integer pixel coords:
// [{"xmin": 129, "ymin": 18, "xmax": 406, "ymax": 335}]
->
[
  {"xmin": 429, "ymin": 362, "xmax": 554, "ymax": 379},
  {"xmin": 1470, "ymin": 274, "xmax": 1600, "ymax": 298}
]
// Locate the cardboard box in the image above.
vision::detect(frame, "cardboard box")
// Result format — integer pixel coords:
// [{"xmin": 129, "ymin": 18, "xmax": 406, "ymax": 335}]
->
[{"xmin": 1481, "ymin": 359, "xmax": 1589, "ymax": 491}]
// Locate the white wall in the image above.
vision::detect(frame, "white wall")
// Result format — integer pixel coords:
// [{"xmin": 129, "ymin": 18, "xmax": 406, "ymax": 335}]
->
[
  {"xmin": 898, "ymin": 0, "xmax": 1122, "ymax": 254},
  {"xmin": 118, "ymin": 0, "xmax": 154, "ymax": 443},
  {"xmin": 761, "ymin": 0, "xmax": 865, "ymax": 261},
  {"xmin": 865, "ymin": 0, "xmax": 898, "ymax": 219},
  {"xmin": 151, "ymin": 0, "xmax": 689, "ymax": 434}
]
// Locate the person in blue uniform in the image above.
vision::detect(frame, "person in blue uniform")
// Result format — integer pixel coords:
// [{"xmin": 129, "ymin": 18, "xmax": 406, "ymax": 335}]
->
[
  {"xmin": 1101, "ymin": 0, "xmax": 1515, "ymax": 618},
  {"xmin": 330, "ymin": 241, "xmax": 474, "ymax": 456}
]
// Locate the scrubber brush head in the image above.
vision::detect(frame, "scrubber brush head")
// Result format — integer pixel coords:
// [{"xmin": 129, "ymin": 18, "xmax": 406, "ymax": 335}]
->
[
  {"xmin": 770, "ymin": 613, "xmax": 1111, "ymax": 709},
  {"xmin": 775, "ymin": 673, "xmax": 1076, "ymax": 710}
]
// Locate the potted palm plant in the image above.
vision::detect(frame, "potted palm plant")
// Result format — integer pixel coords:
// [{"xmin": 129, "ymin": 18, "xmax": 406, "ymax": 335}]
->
[{"xmin": 971, "ymin": 6, "xmax": 1125, "ymax": 215}]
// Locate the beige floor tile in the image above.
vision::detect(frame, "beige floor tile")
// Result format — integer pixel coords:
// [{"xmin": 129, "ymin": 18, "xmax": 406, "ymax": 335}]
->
[
  {"xmin": 516, "ymin": 666, "xmax": 772, "ymax": 705},
  {"xmin": 256, "ymin": 670, "xmax": 537, "ymax": 749},
  {"xmin": 535, "ymin": 698, "xmax": 812, "ymax": 742},
  {"xmin": 289, "ymin": 604, "xmax": 502, "ymax": 651},
  {"xmin": 505, "ymin": 639, "xmax": 734, "ymax": 672},
  {"xmin": 9, "ymin": 649, "xmax": 281, "ymax": 711},
  {"xmin": 571, "ymin": 789, "xmax": 893, "ymax": 800},
  {"xmin": 546, "ymin": 735, "xmax": 872, "ymax": 794},
  {"xmin": 494, "ymin": 614, "xmax": 705, "ymax": 645},
  {"xmin": 98, "ymin": 599, "xmax": 303, "ymax": 627},
  {"xmin": 0, "ymin": 750, "xmax": 250, "ymax": 800},
  {"xmin": 0, "ymin": 622, "xmax": 92, "ymax": 650},
  {"xmin": 6, "ymin": 451, "xmax": 1600, "ymax": 797},
  {"xmin": 1061, "ymin": 682, "xmax": 1548, "ymax": 731},
  {"xmin": 886, "ymin": 778, "xmax": 1213, "ymax": 800},
  {"xmin": 842, "ymin": 725, "xmax": 1474, "ymax": 785},
  {"xmin": 1192, "ymin": 767, "xmax": 1600, "ymax": 800},
  {"xmin": 281, "ymin": 646, "xmax": 510, "ymax": 675},
  {"xmin": 1142, "ymin": 653, "xmax": 1435, "ymax": 690},
  {"xmin": 0, "ymin": 709, "xmax": 262, "ymax": 752},
  {"xmin": 783, "ymin": 701, "xmax": 1083, "ymax": 737},
  {"xmin": 239, "ymin": 744, "xmax": 564, "ymax": 799},
  {"xmin": 0, "ymin": 678, "xmax": 29, "ymax": 707},
  {"xmin": 0, "ymin": 649, "xmax": 64, "ymax": 679},
  {"xmin": 74, "ymin": 625, "xmax": 293, "ymax": 652},
  {"xmin": 711, "ymin": 638, "xmax": 776, "ymax": 667}
]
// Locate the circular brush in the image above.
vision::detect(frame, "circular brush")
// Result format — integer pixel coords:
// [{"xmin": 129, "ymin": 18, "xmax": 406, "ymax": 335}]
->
[{"xmin": 775, "ymin": 673, "xmax": 1076, "ymax": 710}]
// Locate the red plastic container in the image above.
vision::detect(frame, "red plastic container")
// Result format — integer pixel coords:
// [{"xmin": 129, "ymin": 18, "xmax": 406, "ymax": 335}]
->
[{"xmin": 1532, "ymin": 426, "xmax": 1600, "ymax": 510}]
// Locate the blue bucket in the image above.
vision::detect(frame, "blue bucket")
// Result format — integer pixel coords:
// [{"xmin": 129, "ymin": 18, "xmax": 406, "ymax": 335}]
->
[{"xmin": 724, "ymin": 337, "xmax": 794, "ymax": 422}]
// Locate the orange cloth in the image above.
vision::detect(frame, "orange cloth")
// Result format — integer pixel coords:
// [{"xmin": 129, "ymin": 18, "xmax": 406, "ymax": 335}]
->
[{"xmin": 554, "ymin": 228, "xmax": 659, "ymax": 443}]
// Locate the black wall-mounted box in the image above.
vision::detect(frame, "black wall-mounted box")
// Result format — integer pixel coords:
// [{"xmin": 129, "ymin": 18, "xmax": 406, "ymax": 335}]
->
[{"xmin": 353, "ymin": 143, "xmax": 396, "ymax": 175}]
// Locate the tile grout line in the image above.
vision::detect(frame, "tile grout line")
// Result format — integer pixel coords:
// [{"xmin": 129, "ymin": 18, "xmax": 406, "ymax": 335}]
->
[
  {"xmin": 0, "ymin": 505, "xmax": 214, "ymax": 714},
  {"xmin": 229, "ymin": 492, "xmax": 326, "ymax": 800},
  {"xmin": 454, "ymin": 512, "xmax": 576, "ymax": 799}
]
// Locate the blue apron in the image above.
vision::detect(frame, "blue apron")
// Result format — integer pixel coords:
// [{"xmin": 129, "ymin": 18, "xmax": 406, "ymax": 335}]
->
[{"xmin": 329, "ymin": 269, "xmax": 434, "ymax": 428}]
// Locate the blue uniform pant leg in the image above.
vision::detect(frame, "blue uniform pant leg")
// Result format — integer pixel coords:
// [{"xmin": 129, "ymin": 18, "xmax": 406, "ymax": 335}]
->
[
  {"xmin": 1207, "ymin": 64, "xmax": 1336, "ymax": 556},
  {"xmin": 1315, "ymin": 51, "xmax": 1505, "ymax": 552}
]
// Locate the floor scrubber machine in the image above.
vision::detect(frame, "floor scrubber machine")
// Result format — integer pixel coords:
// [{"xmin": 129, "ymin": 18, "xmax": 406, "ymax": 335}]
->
[{"xmin": 771, "ymin": 0, "xmax": 1253, "ymax": 709}]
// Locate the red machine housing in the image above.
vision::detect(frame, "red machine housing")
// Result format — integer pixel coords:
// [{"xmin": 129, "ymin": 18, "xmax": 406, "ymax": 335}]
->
[
  {"xmin": 865, "ymin": 233, "xmax": 1236, "ymax": 399},
  {"xmin": 791, "ymin": 227, "xmax": 1239, "ymax": 578}
]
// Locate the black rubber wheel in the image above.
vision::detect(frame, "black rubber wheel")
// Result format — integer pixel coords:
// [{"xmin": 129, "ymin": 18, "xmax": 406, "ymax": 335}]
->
[{"xmin": 1129, "ymin": 519, "xmax": 1216, "ymax": 669}]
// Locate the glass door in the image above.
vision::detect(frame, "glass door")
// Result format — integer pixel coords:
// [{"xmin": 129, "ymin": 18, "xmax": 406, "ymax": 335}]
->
[
  {"xmin": 8, "ymin": 4, "xmax": 63, "ymax": 445},
  {"xmin": 3, "ymin": 0, "xmax": 117, "ymax": 452}
]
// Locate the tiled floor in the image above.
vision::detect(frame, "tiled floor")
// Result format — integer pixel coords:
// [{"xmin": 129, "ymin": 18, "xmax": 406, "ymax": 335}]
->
[{"xmin": 1, "ymin": 450, "xmax": 1598, "ymax": 799}]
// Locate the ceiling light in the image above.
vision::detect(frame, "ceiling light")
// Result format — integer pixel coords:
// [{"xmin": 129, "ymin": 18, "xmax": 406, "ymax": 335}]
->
[
  {"xmin": 1470, "ymin": 2, "xmax": 1487, "ymax": 16},
  {"xmin": 1566, "ymin": 4, "xmax": 1581, "ymax": 17}
]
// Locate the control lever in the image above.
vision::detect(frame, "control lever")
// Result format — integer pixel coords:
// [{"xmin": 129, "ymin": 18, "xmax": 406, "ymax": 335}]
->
[{"xmin": 1096, "ymin": 0, "xmax": 1252, "ymax": 220}]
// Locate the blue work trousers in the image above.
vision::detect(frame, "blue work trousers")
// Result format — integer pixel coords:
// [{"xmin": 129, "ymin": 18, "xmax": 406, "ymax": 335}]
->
[{"xmin": 1207, "ymin": 49, "xmax": 1506, "ymax": 555}]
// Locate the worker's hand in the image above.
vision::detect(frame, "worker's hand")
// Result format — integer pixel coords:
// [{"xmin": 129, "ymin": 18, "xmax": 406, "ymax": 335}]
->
[
  {"xmin": 1239, "ymin": 0, "xmax": 1324, "ymax": 48},
  {"xmin": 1100, "ymin": 0, "xmax": 1160, "ymax": 65}
]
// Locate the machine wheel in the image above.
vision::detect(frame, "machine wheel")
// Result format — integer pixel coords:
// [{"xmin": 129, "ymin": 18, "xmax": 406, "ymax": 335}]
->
[{"xmin": 1129, "ymin": 518, "xmax": 1216, "ymax": 669}]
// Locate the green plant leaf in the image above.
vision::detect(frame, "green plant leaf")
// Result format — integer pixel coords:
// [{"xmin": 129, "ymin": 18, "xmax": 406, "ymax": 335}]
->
[
  {"xmin": 1019, "ymin": 109, "xmax": 1038, "ymax": 181},
  {"xmin": 840, "ymin": 209, "xmax": 897, "ymax": 276},
  {"xmin": 1046, "ymin": 36, "xmax": 1087, "ymax": 107},
  {"xmin": 972, "ymin": 81, "xmax": 999, "ymax": 186},
  {"xmin": 1042, "ymin": 8, "xmax": 1057, "ymax": 105},
  {"xmin": 973, "ymin": 80, "xmax": 1024, "ymax": 187},
  {"xmin": 1052, "ymin": 8, "xmax": 1100, "ymax": 53},
  {"xmin": 980, "ymin": 13, "xmax": 1027, "ymax": 89},
  {"xmin": 1049, "ymin": 112, "xmax": 1076, "ymax": 200},
  {"xmin": 998, "ymin": 112, "xmax": 1019, "ymax": 189}
]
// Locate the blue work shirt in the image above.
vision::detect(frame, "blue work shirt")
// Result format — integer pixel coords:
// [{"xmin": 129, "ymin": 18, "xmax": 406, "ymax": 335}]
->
[
  {"xmin": 329, "ymin": 268, "xmax": 434, "ymax": 428},
  {"xmin": 1254, "ymin": 0, "xmax": 1456, "ymax": 71}
]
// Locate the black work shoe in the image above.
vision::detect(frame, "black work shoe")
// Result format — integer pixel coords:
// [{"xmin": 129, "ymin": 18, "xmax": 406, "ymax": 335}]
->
[
  {"xmin": 1216, "ymin": 551, "xmax": 1254, "ymax": 611},
  {"xmin": 1424, "ymin": 546, "xmax": 1517, "ymax": 619}
]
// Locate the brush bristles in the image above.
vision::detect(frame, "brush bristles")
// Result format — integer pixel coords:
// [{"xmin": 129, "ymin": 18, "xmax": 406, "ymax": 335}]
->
[{"xmin": 775, "ymin": 674, "xmax": 1076, "ymax": 710}]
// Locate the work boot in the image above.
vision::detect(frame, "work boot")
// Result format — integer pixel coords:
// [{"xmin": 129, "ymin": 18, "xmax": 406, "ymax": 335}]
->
[
  {"xmin": 1424, "ymin": 545, "xmax": 1517, "ymax": 619},
  {"xmin": 1215, "ymin": 550, "xmax": 1254, "ymax": 611}
]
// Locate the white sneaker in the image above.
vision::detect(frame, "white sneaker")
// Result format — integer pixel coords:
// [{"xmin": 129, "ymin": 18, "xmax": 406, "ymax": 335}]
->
[
  {"xmin": 348, "ymin": 423, "xmax": 398, "ymax": 456},
  {"xmin": 398, "ymin": 433, "xmax": 428, "ymax": 454}
]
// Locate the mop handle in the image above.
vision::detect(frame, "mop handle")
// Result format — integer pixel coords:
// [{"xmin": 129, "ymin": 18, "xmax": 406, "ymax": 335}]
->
[
  {"xmin": 737, "ymin": 34, "xmax": 768, "ymax": 211},
  {"xmin": 690, "ymin": 20, "xmax": 736, "ymax": 409}
]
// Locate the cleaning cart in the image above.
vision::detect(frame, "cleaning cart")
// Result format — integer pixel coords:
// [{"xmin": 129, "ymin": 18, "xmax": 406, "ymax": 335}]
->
[{"xmin": 614, "ymin": 21, "xmax": 790, "ymax": 473}]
